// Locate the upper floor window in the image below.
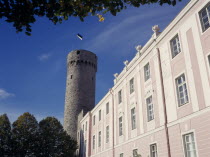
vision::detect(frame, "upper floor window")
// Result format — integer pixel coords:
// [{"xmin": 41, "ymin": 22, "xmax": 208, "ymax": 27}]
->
[
  {"xmin": 146, "ymin": 96, "xmax": 154, "ymax": 121},
  {"xmin": 183, "ymin": 132, "xmax": 197, "ymax": 157},
  {"xmin": 119, "ymin": 116, "xmax": 123, "ymax": 136},
  {"xmin": 170, "ymin": 35, "xmax": 181, "ymax": 58},
  {"xmin": 131, "ymin": 107, "xmax": 136, "ymax": 130},
  {"xmin": 144, "ymin": 63, "xmax": 150, "ymax": 81},
  {"xmin": 199, "ymin": 2, "xmax": 210, "ymax": 32},
  {"xmin": 120, "ymin": 153, "xmax": 124, "ymax": 157},
  {"xmin": 85, "ymin": 121, "xmax": 87, "ymax": 131},
  {"xmin": 130, "ymin": 78, "xmax": 134, "ymax": 94},
  {"xmin": 176, "ymin": 74, "xmax": 189, "ymax": 106},
  {"xmin": 93, "ymin": 135, "xmax": 95, "ymax": 149},
  {"xmin": 98, "ymin": 131, "xmax": 101, "ymax": 147},
  {"xmin": 118, "ymin": 90, "xmax": 122, "ymax": 104},
  {"xmin": 133, "ymin": 149, "xmax": 138, "ymax": 157},
  {"xmin": 150, "ymin": 143, "xmax": 158, "ymax": 157},
  {"xmin": 208, "ymin": 54, "xmax": 210, "ymax": 67},
  {"xmin": 93, "ymin": 115, "xmax": 95, "ymax": 126},
  {"xmin": 99, "ymin": 110, "xmax": 101, "ymax": 121},
  {"xmin": 106, "ymin": 102, "xmax": 109, "ymax": 114},
  {"xmin": 106, "ymin": 126, "xmax": 109, "ymax": 143}
]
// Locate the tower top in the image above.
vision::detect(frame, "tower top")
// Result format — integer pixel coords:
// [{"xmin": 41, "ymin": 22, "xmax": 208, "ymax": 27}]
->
[{"xmin": 67, "ymin": 49, "xmax": 97, "ymax": 62}]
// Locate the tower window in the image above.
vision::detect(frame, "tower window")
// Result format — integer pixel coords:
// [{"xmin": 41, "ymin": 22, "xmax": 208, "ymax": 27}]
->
[
  {"xmin": 71, "ymin": 75, "xmax": 73, "ymax": 79},
  {"xmin": 77, "ymin": 50, "xmax": 80, "ymax": 54}
]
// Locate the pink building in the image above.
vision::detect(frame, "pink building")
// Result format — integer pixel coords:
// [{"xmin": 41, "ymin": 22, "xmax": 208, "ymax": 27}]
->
[{"xmin": 78, "ymin": 0, "xmax": 210, "ymax": 156}]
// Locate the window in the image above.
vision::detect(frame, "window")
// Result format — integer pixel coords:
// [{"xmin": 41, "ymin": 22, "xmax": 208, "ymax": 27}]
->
[
  {"xmin": 120, "ymin": 153, "xmax": 124, "ymax": 157},
  {"xmin": 106, "ymin": 102, "xmax": 109, "ymax": 114},
  {"xmin": 98, "ymin": 131, "xmax": 101, "ymax": 147},
  {"xmin": 118, "ymin": 90, "xmax": 122, "ymax": 104},
  {"xmin": 99, "ymin": 110, "xmax": 101, "ymax": 121},
  {"xmin": 93, "ymin": 115, "xmax": 95, "ymax": 126},
  {"xmin": 119, "ymin": 117, "xmax": 123, "ymax": 136},
  {"xmin": 208, "ymin": 55, "xmax": 210, "ymax": 67},
  {"xmin": 85, "ymin": 121, "xmax": 87, "ymax": 131},
  {"xmin": 93, "ymin": 135, "xmax": 95, "ymax": 149},
  {"xmin": 130, "ymin": 78, "xmax": 134, "ymax": 94},
  {"xmin": 83, "ymin": 124, "xmax": 84, "ymax": 131},
  {"xmin": 106, "ymin": 126, "xmax": 109, "ymax": 143},
  {"xmin": 144, "ymin": 63, "xmax": 150, "ymax": 81},
  {"xmin": 150, "ymin": 144, "xmax": 158, "ymax": 157},
  {"xmin": 131, "ymin": 107, "xmax": 136, "ymax": 130},
  {"xmin": 133, "ymin": 149, "xmax": 138, "ymax": 157},
  {"xmin": 176, "ymin": 74, "xmax": 189, "ymax": 106},
  {"xmin": 170, "ymin": 35, "xmax": 181, "ymax": 58},
  {"xmin": 146, "ymin": 96, "xmax": 154, "ymax": 121},
  {"xmin": 199, "ymin": 3, "xmax": 210, "ymax": 32},
  {"xmin": 183, "ymin": 132, "xmax": 197, "ymax": 157}
]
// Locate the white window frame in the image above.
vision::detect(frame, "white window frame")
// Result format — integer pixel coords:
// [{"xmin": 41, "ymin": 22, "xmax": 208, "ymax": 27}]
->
[
  {"xmin": 183, "ymin": 132, "xmax": 197, "ymax": 157},
  {"xmin": 98, "ymin": 131, "xmax": 101, "ymax": 147},
  {"xmin": 199, "ymin": 2, "xmax": 210, "ymax": 32},
  {"xmin": 144, "ymin": 63, "xmax": 150, "ymax": 81},
  {"xmin": 146, "ymin": 96, "xmax": 154, "ymax": 121},
  {"xmin": 119, "ymin": 116, "xmax": 123, "ymax": 136},
  {"xmin": 93, "ymin": 135, "xmax": 95, "ymax": 149},
  {"xmin": 170, "ymin": 34, "xmax": 181, "ymax": 58},
  {"xmin": 106, "ymin": 125, "xmax": 109, "ymax": 143},
  {"xmin": 118, "ymin": 90, "xmax": 122, "ymax": 104},
  {"xmin": 130, "ymin": 78, "xmax": 134, "ymax": 94},
  {"xmin": 133, "ymin": 149, "xmax": 138, "ymax": 157},
  {"xmin": 99, "ymin": 110, "xmax": 101, "ymax": 121},
  {"xmin": 150, "ymin": 143, "xmax": 158, "ymax": 157},
  {"xmin": 106, "ymin": 102, "xmax": 109, "ymax": 115},
  {"xmin": 175, "ymin": 74, "xmax": 189, "ymax": 106},
  {"xmin": 131, "ymin": 107, "xmax": 136, "ymax": 130}
]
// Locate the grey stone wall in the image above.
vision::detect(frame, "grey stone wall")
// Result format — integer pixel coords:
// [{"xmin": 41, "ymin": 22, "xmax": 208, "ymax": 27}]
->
[{"xmin": 64, "ymin": 49, "xmax": 97, "ymax": 139}]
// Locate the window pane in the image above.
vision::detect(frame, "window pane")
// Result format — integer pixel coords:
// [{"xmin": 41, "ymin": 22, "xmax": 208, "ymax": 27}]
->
[
  {"xmin": 199, "ymin": 3, "xmax": 210, "ymax": 32},
  {"xmin": 183, "ymin": 133, "xmax": 197, "ymax": 157},
  {"xmin": 171, "ymin": 35, "xmax": 181, "ymax": 58}
]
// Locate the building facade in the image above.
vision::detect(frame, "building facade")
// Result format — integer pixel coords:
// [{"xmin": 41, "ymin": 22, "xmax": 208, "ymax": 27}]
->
[{"xmin": 77, "ymin": 0, "xmax": 210, "ymax": 156}]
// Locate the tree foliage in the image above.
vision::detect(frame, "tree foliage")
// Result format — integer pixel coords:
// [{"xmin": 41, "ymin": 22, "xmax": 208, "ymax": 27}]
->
[
  {"xmin": 0, "ymin": 0, "xmax": 182, "ymax": 35},
  {"xmin": 0, "ymin": 113, "xmax": 77, "ymax": 157},
  {"xmin": 12, "ymin": 112, "xmax": 40, "ymax": 157},
  {"xmin": 39, "ymin": 117, "xmax": 77, "ymax": 157},
  {"xmin": 0, "ymin": 114, "xmax": 12, "ymax": 156}
]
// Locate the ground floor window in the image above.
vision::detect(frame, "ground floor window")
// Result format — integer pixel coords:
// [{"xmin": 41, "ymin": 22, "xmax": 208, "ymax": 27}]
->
[
  {"xmin": 150, "ymin": 143, "xmax": 158, "ymax": 157},
  {"xmin": 183, "ymin": 132, "xmax": 197, "ymax": 157}
]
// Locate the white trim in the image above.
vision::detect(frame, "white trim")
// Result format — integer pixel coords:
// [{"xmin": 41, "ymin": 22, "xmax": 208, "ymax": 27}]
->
[{"xmin": 167, "ymin": 106, "xmax": 210, "ymax": 127}]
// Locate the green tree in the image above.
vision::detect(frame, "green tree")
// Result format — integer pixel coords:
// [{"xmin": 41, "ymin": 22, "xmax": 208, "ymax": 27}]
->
[
  {"xmin": 0, "ymin": 114, "xmax": 12, "ymax": 157},
  {"xmin": 12, "ymin": 112, "xmax": 40, "ymax": 157},
  {"xmin": 39, "ymin": 117, "xmax": 77, "ymax": 157},
  {"xmin": 0, "ymin": 0, "xmax": 182, "ymax": 35}
]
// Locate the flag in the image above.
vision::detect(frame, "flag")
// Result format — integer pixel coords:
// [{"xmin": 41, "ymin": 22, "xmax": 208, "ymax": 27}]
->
[{"xmin": 77, "ymin": 34, "xmax": 83, "ymax": 40}]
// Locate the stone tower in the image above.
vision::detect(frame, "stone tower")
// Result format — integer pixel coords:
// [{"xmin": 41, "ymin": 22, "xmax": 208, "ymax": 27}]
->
[{"xmin": 64, "ymin": 49, "xmax": 97, "ymax": 139}]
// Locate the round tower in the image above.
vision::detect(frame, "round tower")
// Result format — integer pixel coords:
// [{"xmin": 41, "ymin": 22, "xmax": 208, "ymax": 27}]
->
[{"xmin": 64, "ymin": 49, "xmax": 97, "ymax": 138}]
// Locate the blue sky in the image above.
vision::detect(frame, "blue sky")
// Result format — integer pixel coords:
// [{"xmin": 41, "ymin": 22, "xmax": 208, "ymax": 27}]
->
[{"xmin": 0, "ymin": 1, "xmax": 189, "ymax": 123}]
